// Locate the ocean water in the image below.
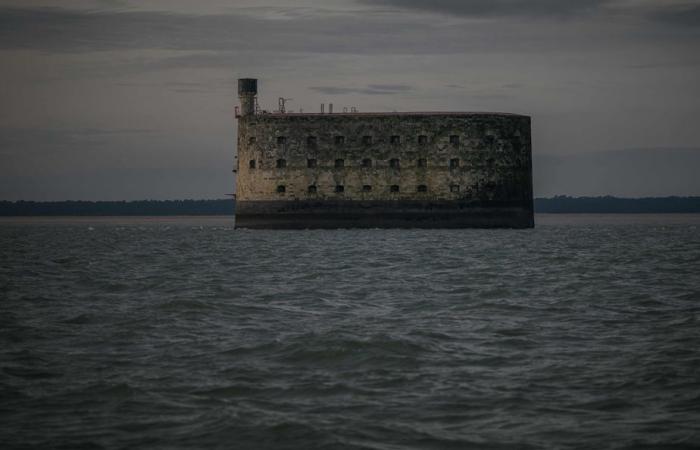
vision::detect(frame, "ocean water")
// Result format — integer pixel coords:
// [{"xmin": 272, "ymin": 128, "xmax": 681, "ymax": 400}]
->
[{"xmin": 1, "ymin": 215, "xmax": 699, "ymax": 450}]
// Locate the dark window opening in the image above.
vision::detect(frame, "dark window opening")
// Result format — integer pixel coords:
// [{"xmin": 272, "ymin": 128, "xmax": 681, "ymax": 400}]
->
[
  {"xmin": 249, "ymin": 160, "xmax": 256, "ymax": 169},
  {"xmin": 362, "ymin": 185, "xmax": 372, "ymax": 192},
  {"xmin": 335, "ymin": 159, "xmax": 344, "ymax": 168},
  {"xmin": 450, "ymin": 184, "xmax": 460, "ymax": 193},
  {"xmin": 362, "ymin": 135, "xmax": 372, "ymax": 145},
  {"xmin": 307, "ymin": 159, "xmax": 317, "ymax": 168},
  {"xmin": 335, "ymin": 185, "xmax": 345, "ymax": 193},
  {"xmin": 361, "ymin": 158, "xmax": 372, "ymax": 168},
  {"xmin": 308, "ymin": 185, "xmax": 317, "ymax": 194},
  {"xmin": 417, "ymin": 158, "xmax": 427, "ymax": 168},
  {"xmin": 335, "ymin": 136, "xmax": 345, "ymax": 145},
  {"xmin": 307, "ymin": 136, "xmax": 317, "ymax": 148},
  {"xmin": 390, "ymin": 158, "xmax": 400, "ymax": 168},
  {"xmin": 276, "ymin": 159, "xmax": 286, "ymax": 168},
  {"xmin": 450, "ymin": 158, "xmax": 459, "ymax": 168},
  {"xmin": 418, "ymin": 135, "xmax": 428, "ymax": 144},
  {"xmin": 277, "ymin": 136, "xmax": 286, "ymax": 145},
  {"xmin": 450, "ymin": 135, "xmax": 460, "ymax": 145},
  {"xmin": 417, "ymin": 185, "xmax": 427, "ymax": 193},
  {"xmin": 248, "ymin": 136, "xmax": 256, "ymax": 145},
  {"xmin": 390, "ymin": 185, "xmax": 400, "ymax": 193},
  {"xmin": 277, "ymin": 185, "xmax": 286, "ymax": 193},
  {"xmin": 390, "ymin": 135, "xmax": 400, "ymax": 144}
]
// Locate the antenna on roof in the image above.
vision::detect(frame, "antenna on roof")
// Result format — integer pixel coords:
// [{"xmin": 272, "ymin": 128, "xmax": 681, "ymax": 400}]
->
[{"xmin": 278, "ymin": 97, "xmax": 292, "ymax": 114}]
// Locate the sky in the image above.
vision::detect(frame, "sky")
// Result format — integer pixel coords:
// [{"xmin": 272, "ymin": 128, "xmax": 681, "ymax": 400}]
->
[{"xmin": 1, "ymin": 0, "xmax": 699, "ymax": 200}]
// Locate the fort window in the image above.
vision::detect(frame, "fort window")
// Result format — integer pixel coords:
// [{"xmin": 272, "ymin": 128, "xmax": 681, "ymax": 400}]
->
[
  {"xmin": 335, "ymin": 136, "xmax": 345, "ymax": 145},
  {"xmin": 417, "ymin": 158, "xmax": 427, "ymax": 168},
  {"xmin": 248, "ymin": 136, "xmax": 256, "ymax": 145},
  {"xmin": 277, "ymin": 185, "xmax": 286, "ymax": 193},
  {"xmin": 450, "ymin": 184, "xmax": 460, "ymax": 193},
  {"xmin": 335, "ymin": 185, "xmax": 345, "ymax": 193},
  {"xmin": 335, "ymin": 159, "xmax": 345, "ymax": 168},
  {"xmin": 390, "ymin": 158, "xmax": 400, "ymax": 169},
  {"xmin": 417, "ymin": 185, "xmax": 428, "ymax": 193},
  {"xmin": 390, "ymin": 135, "xmax": 401, "ymax": 145},
  {"xmin": 450, "ymin": 135, "xmax": 460, "ymax": 145},
  {"xmin": 307, "ymin": 136, "xmax": 317, "ymax": 148},
  {"xmin": 362, "ymin": 135, "xmax": 373, "ymax": 145},
  {"xmin": 277, "ymin": 136, "xmax": 286, "ymax": 146},
  {"xmin": 249, "ymin": 160, "xmax": 256, "ymax": 169},
  {"xmin": 307, "ymin": 159, "xmax": 317, "ymax": 168},
  {"xmin": 390, "ymin": 185, "xmax": 400, "ymax": 193},
  {"xmin": 361, "ymin": 158, "xmax": 372, "ymax": 168},
  {"xmin": 450, "ymin": 158, "xmax": 459, "ymax": 168},
  {"xmin": 418, "ymin": 135, "xmax": 428, "ymax": 145},
  {"xmin": 308, "ymin": 185, "xmax": 317, "ymax": 194},
  {"xmin": 362, "ymin": 185, "xmax": 372, "ymax": 192},
  {"xmin": 276, "ymin": 159, "xmax": 287, "ymax": 168}
]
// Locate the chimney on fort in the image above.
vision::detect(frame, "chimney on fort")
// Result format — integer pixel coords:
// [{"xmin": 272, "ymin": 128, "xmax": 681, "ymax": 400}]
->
[{"xmin": 237, "ymin": 78, "xmax": 258, "ymax": 116}]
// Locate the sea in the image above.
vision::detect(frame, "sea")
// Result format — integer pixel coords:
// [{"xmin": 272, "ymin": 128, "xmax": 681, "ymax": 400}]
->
[{"xmin": 1, "ymin": 214, "xmax": 699, "ymax": 450}]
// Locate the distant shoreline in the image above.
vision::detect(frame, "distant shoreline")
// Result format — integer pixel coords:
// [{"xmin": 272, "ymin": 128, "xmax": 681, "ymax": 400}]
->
[
  {"xmin": 0, "ymin": 197, "xmax": 699, "ymax": 216},
  {"xmin": 535, "ymin": 196, "xmax": 700, "ymax": 213}
]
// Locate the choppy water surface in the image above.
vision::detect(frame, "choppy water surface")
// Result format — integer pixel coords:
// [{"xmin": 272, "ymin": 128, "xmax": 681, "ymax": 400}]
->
[{"xmin": 1, "ymin": 215, "xmax": 699, "ymax": 449}]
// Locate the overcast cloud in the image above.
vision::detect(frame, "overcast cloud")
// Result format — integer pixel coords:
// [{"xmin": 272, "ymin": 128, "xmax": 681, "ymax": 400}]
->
[
  {"xmin": 1, "ymin": 0, "xmax": 699, "ymax": 200},
  {"xmin": 364, "ymin": 0, "xmax": 612, "ymax": 17}
]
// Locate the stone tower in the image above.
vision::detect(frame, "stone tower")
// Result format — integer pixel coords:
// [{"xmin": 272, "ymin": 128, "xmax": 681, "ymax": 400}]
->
[{"xmin": 237, "ymin": 78, "xmax": 257, "ymax": 116}]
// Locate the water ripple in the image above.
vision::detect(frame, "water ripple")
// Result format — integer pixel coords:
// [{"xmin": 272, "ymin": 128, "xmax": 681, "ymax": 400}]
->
[{"xmin": 1, "ymin": 216, "xmax": 699, "ymax": 449}]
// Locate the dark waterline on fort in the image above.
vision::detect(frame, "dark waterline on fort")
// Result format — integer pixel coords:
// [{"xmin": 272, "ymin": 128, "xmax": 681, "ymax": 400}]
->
[{"xmin": 2, "ymin": 215, "xmax": 699, "ymax": 449}]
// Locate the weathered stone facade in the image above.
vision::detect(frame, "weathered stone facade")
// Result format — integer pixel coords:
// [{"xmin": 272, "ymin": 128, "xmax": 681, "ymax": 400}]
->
[{"xmin": 234, "ymin": 80, "xmax": 533, "ymax": 228}]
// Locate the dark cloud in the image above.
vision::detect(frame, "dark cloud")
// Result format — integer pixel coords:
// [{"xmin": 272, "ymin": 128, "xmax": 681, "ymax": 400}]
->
[
  {"xmin": 2, "ymin": 3, "xmax": 697, "ymax": 64},
  {"xmin": 310, "ymin": 84, "xmax": 412, "ymax": 95},
  {"xmin": 366, "ymin": 84, "xmax": 411, "ymax": 92},
  {"xmin": 115, "ymin": 80, "xmax": 235, "ymax": 94},
  {"xmin": 0, "ymin": 6, "xmax": 462, "ymax": 55},
  {"xmin": 534, "ymin": 148, "xmax": 700, "ymax": 197},
  {"xmin": 649, "ymin": 4, "xmax": 700, "ymax": 27},
  {"xmin": 0, "ymin": 127, "xmax": 153, "ymax": 148},
  {"xmin": 0, "ymin": 127, "xmax": 155, "ymax": 158},
  {"xmin": 0, "ymin": 7, "xmax": 247, "ymax": 52},
  {"xmin": 628, "ymin": 59, "xmax": 700, "ymax": 70},
  {"xmin": 0, "ymin": 167, "xmax": 232, "ymax": 201},
  {"xmin": 362, "ymin": 0, "xmax": 611, "ymax": 18},
  {"xmin": 8, "ymin": 4, "xmax": 684, "ymax": 60}
]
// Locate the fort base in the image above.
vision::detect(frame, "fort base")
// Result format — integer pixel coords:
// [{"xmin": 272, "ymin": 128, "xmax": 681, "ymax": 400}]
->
[{"xmin": 234, "ymin": 201, "xmax": 534, "ymax": 229}]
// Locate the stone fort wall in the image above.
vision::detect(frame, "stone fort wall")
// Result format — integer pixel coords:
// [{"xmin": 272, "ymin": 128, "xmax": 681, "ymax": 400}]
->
[{"xmin": 236, "ymin": 113, "xmax": 532, "ymax": 205}]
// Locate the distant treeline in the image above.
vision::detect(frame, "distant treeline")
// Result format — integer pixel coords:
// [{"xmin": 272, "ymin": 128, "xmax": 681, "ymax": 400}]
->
[
  {"xmin": 0, "ymin": 197, "xmax": 699, "ymax": 216},
  {"xmin": 535, "ymin": 196, "xmax": 700, "ymax": 213},
  {"xmin": 0, "ymin": 199, "xmax": 234, "ymax": 216}
]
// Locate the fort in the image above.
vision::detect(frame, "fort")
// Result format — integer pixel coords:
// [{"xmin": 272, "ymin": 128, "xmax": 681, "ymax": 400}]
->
[{"xmin": 234, "ymin": 78, "xmax": 533, "ymax": 229}]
